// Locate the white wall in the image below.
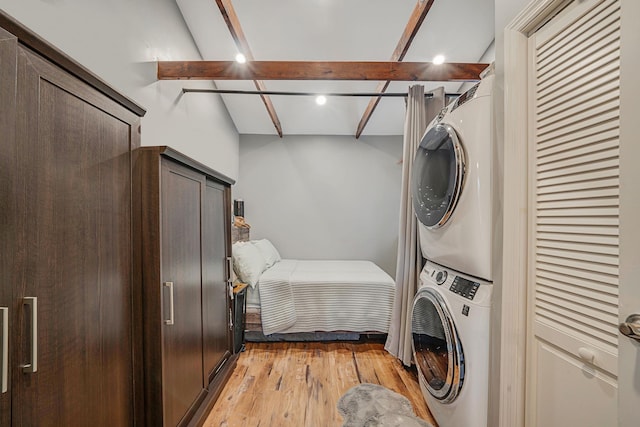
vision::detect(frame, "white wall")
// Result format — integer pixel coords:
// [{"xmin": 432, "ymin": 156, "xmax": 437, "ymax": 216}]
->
[
  {"xmin": 234, "ymin": 134, "xmax": 403, "ymax": 277},
  {"xmin": 0, "ymin": 0, "xmax": 239, "ymax": 180}
]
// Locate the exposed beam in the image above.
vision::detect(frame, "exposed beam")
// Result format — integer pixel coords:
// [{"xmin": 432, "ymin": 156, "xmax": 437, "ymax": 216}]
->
[
  {"xmin": 356, "ymin": 0, "xmax": 436, "ymax": 138},
  {"xmin": 157, "ymin": 61, "xmax": 487, "ymax": 81},
  {"xmin": 214, "ymin": 0, "xmax": 282, "ymax": 137}
]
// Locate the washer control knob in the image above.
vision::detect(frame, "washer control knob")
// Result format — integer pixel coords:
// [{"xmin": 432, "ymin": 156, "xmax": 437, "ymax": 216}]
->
[{"xmin": 435, "ymin": 270, "xmax": 448, "ymax": 285}]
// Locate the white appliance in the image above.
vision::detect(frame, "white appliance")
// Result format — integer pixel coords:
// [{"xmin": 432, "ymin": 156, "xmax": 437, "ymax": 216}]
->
[
  {"xmin": 412, "ymin": 72, "xmax": 495, "ymax": 281},
  {"xmin": 411, "ymin": 261, "xmax": 492, "ymax": 427}
]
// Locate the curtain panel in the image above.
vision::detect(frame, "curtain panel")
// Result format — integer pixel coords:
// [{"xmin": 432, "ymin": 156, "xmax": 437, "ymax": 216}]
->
[{"xmin": 385, "ymin": 85, "xmax": 445, "ymax": 365}]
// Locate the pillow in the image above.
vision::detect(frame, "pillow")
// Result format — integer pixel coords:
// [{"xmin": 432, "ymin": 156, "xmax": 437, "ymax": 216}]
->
[
  {"xmin": 232, "ymin": 241, "xmax": 266, "ymax": 287},
  {"xmin": 252, "ymin": 239, "xmax": 281, "ymax": 268}
]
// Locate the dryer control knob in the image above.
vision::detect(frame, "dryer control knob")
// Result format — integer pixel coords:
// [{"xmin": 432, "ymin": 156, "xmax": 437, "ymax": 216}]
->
[{"xmin": 435, "ymin": 270, "xmax": 448, "ymax": 285}]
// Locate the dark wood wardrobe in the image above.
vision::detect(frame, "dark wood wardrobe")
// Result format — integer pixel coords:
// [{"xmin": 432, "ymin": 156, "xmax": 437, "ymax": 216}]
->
[
  {"xmin": 135, "ymin": 147, "xmax": 236, "ymax": 427},
  {"xmin": 0, "ymin": 10, "xmax": 146, "ymax": 427},
  {"xmin": 0, "ymin": 11, "xmax": 236, "ymax": 427}
]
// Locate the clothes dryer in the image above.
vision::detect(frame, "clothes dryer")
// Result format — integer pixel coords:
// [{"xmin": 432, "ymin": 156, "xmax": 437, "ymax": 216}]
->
[
  {"xmin": 411, "ymin": 261, "xmax": 492, "ymax": 427},
  {"xmin": 412, "ymin": 72, "xmax": 495, "ymax": 281}
]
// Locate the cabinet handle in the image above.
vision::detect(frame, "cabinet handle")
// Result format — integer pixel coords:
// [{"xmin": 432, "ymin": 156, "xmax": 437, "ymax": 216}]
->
[
  {"xmin": 226, "ymin": 256, "xmax": 234, "ymax": 300},
  {"xmin": 1, "ymin": 307, "xmax": 8, "ymax": 393},
  {"xmin": 578, "ymin": 347, "xmax": 595, "ymax": 364},
  {"xmin": 163, "ymin": 282, "xmax": 175, "ymax": 325},
  {"xmin": 226, "ymin": 256, "xmax": 233, "ymax": 279},
  {"xmin": 21, "ymin": 297, "xmax": 37, "ymax": 374}
]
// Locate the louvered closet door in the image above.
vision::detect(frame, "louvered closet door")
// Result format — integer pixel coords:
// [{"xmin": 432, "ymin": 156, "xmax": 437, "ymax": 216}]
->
[{"xmin": 528, "ymin": 0, "xmax": 621, "ymax": 425}]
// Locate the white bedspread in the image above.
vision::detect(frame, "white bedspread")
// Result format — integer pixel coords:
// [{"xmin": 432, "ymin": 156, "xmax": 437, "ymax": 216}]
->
[{"xmin": 257, "ymin": 259, "xmax": 395, "ymax": 335}]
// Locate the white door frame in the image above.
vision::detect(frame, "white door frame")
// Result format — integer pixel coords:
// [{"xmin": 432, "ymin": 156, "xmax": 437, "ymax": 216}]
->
[
  {"xmin": 616, "ymin": 0, "xmax": 640, "ymax": 425},
  {"xmin": 503, "ymin": 0, "xmax": 640, "ymax": 425},
  {"xmin": 499, "ymin": 1, "xmax": 570, "ymax": 426}
]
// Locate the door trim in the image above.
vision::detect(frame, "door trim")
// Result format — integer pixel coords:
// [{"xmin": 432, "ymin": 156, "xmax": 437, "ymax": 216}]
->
[
  {"xmin": 500, "ymin": 1, "xmax": 570, "ymax": 426},
  {"xmin": 617, "ymin": 1, "xmax": 640, "ymax": 424}
]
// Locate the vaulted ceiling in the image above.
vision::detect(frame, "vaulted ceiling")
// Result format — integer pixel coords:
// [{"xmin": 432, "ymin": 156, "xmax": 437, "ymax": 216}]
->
[{"xmin": 170, "ymin": 0, "xmax": 495, "ymax": 136}]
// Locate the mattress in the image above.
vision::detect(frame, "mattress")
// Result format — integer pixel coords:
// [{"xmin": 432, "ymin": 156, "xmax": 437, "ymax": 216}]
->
[{"xmin": 254, "ymin": 259, "xmax": 395, "ymax": 335}]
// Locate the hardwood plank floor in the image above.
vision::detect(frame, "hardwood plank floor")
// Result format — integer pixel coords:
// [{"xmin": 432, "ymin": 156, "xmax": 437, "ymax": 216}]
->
[{"xmin": 202, "ymin": 341, "xmax": 436, "ymax": 427}]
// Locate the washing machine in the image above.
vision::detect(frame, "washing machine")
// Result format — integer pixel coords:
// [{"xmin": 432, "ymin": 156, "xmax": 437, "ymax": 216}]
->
[
  {"xmin": 411, "ymin": 260, "xmax": 492, "ymax": 427},
  {"xmin": 411, "ymin": 70, "xmax": 495, "ymax": 281}
]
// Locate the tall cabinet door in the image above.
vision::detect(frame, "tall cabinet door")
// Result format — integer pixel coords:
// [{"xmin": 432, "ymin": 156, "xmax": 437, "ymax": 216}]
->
[
  {"xmin": 12, "ymin": 46, "xmax": 138, "ymax": 426},
  {"xmin": 0, "ymin": 27, "xmax": 17, "ymax": 427},
  {"xmin": 160, "ymin": 160, "xmax": 206, "ymax": 427},
  {"xmin": 202, "ymin": 179, "xmax": 232, "ymax": 383}
]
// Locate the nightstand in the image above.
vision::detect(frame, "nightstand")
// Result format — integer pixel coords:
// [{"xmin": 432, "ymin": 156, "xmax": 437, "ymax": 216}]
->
[{"xmin": 232, "ymin": 282, "xmax": 248, "ymax": 353}]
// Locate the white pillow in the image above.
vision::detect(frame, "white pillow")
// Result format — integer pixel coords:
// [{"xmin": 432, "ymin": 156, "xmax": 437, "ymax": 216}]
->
[
  {"xmin": 232, "ymin": 241, "xmax": 266, "ymax": 287},
  {"xmin": 252, "ymin": 239, "xmax": 281, "ymax": 268}
]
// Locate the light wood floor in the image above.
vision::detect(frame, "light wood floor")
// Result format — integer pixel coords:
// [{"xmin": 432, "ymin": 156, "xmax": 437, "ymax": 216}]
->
[{"xmin": 203, "ymin": 341, "xmax": 436, "ymax": 427}]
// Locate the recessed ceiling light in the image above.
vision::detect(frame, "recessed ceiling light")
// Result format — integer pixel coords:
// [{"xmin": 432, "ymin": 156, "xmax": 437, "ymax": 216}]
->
[
  {"xmin": 235, "ymin": 53, "xmax": 246, "ymax": 64},
  {"xmin": 316, "ymin": 95, "xmax": 327, "ymax": 105},
  {"xmin": 433, "ymin": 55, "xmax": 445, "ymax": 65}
]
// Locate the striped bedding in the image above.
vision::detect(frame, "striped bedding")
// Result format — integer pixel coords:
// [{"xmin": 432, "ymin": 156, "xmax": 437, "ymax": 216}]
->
[{"xmin": 255, "ymin": 259, "xmax": 395, "ymax": 335}]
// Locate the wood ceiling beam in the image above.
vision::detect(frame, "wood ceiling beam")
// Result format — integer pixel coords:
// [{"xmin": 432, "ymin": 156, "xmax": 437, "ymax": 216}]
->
[
  {"xmin": 356, "ymin": 0, "xmax": 436, "ymax": 138},
  {"xmin": 214, "ymin": 0, "xmax": 282, "ymax": 137},
  {"xmin": 157, "ymin": 61, "xmax": 487, "ymax": 81}
]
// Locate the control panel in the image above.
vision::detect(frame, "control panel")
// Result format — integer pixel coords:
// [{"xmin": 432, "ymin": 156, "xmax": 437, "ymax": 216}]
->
[{"xmin": 449, "ymin": 276, "xmax": 480, "ymax": 300}]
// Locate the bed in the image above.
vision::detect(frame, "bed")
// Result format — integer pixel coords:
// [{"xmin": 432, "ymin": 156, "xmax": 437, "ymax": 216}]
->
[{"xmin": 232, "ymin": 239, "xmax": 396, "ymax": 338}]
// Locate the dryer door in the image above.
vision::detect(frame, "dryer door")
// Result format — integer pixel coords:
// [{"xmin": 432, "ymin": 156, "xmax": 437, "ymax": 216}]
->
[
  {"xmin": 411, "ymin": 123, "xmax": 465, "ymax": 229},
  {"xmin": 411, "ymin": 287, "xmax": 464, "ymax": 403}
]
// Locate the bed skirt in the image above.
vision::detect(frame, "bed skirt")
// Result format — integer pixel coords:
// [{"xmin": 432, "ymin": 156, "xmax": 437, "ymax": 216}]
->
[{"xmin": 244, "ymin": 306, "xmax": 387, "ymax": 342}]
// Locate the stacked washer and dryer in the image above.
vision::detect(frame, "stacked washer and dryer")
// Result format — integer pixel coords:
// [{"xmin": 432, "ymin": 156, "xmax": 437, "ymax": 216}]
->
[{"xmin": 410, "ymin": 68, "xmax": 496, "ymax": 427}]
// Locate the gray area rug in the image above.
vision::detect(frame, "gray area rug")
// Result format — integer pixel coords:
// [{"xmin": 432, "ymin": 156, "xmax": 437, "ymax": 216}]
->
[{"xmin": 337, "ymin": 383, "xmax": 434, "ymax": 427}]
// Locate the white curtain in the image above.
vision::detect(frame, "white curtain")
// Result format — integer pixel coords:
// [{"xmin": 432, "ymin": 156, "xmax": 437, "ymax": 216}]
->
[{"xmin": 385, "ymin": 85, "xmax": 445, "ymax": 365}]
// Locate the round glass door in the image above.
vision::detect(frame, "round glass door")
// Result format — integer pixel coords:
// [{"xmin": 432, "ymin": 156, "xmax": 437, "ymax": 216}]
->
[
  {"xmin": 411, "ymin": 287, "xmax": 464, "ymax": 403},
  {"xmin": 411, "ymin": 123, "xmax": 465, "ymax": 229}
]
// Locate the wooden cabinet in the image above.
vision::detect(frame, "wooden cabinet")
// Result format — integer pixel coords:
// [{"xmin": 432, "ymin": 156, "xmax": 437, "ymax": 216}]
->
[
  {"xmin": 135, "ymin": 147, "xmax": 236, "ymax": 427},
  {"xmin": 0, "ymin": 11, "xmax": 145, "ymax": 427},
  {"xmin": 202, "ymin": 178, "xmax": 235, "ymax": 384},
  {"xmin": 0, "ymin": 23, "xmax": 17, "ymax": 427}
]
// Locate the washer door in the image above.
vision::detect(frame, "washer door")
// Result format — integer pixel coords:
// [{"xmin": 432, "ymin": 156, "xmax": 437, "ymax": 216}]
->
[
  {"xmin": 411, "ymin": 287, "xmax": 464, "ymax": 403},
  {"xmin": 411, "ymin": 123, "xmax": 465, "ymax": 229}
]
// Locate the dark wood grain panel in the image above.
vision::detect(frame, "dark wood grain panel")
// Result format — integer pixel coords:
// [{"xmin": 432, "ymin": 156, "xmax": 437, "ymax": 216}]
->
[
  {"xmin": 135, "ymin": 147, "xmax": 166, "ymax": 427},
  {"xmin": 202, "ymin": 180, "xmax": 232, "ymax": 384},
  {"xmin": 157, "ymin": 60, "xmax": 488, "ymax": 81},
  {"xmin": 130, "ymin": 125, "xmax": 144, "ymax": 427},
  {"xmin": 0, "ymin": 26, "xmax": 17, "ymax": 427},
  {"xmin": 136, "ymin": 147, "xmax": 236, "ymax": 427},
  {"xmin": 160, "ymin": 160, "xmax": 206, "ymax": 427},
  {"xmin": 12, "ymin": 45, "xmax": 138, "ymax": 427}
]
